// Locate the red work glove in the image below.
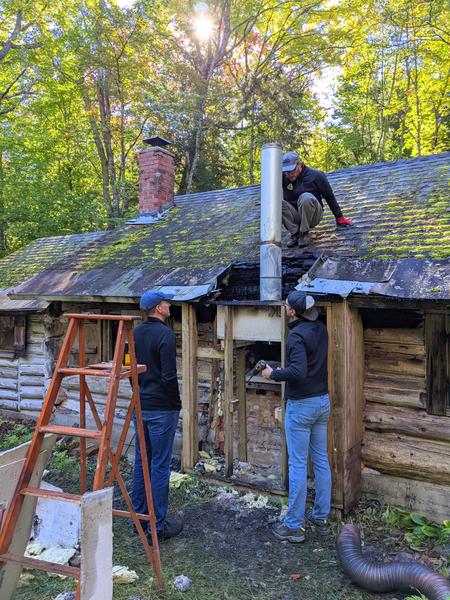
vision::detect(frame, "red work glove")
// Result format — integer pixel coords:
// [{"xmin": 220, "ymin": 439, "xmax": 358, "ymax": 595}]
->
[{"xmin": 336, "ymin": 216, "xmax": 353, "ymax": 227}]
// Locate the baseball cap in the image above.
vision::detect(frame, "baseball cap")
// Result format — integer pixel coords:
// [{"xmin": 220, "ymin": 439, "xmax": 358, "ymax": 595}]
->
[
  {"xmin": 140, "ymin": 290, "xmax": 174, "ymax": 310},
  {"xmin": 286, "ymin": 290, "xmax": 318, "ymax": 321},
  {"xmin": 282, "ymin": 151, "xmax": 300, "ymax": 172}
]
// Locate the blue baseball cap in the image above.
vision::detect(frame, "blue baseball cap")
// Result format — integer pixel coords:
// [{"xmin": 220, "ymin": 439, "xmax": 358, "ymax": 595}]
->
[
  {"xmin": 140, "ymin": 290, "xmax": 174, "ymax": 310},
  {"xmin": 282, "ymin": 151, "xmax": 301, "ymax": 172}
]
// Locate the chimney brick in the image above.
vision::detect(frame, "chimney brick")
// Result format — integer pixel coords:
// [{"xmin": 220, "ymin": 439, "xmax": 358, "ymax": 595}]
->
[{"xmin": 138, "ymin": 146, "xmax": 175, "ymax": 214}]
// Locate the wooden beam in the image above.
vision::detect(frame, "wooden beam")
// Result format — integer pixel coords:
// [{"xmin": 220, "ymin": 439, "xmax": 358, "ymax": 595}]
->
[
  {"xmin": 280, "ymin": 309, "xmax": 288, "ymax": 489},
  {"xmin": 181, "ymin": 304, "xmax": 198, "ymax": 471},
  {"xmin": 236, "ymin": 348, "xmax": 247, "ymax": 461},
  {"xmin": 196, "ymin": 347, "xmax": 224, "ymax": 360},
  {"xmin": 424, "ymin": 313, "xmax": 448, "ymax": 416},
  {"xmin": 362, "ymin": 431, "xmax": 450, "ymax": 485},
  {"xmin": 223, "ymin": 306, "xmax": 234, "ymax": 477},
  {"xmin": 327, "ymin": 301, "xmax": 365, "ymax": 513},
  {"xmin": 364, "ymin": 402, "xmax": 450, "ymax": 442},
  {"xmin": 361, "ymin": 471, "xmax": 450, "ymax": 523}
]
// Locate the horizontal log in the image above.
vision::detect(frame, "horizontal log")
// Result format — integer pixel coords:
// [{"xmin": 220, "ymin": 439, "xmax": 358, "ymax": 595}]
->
[
  {"xmin": 364, "ymin": 403, "xmax": 450, "ymax": 442},
  {"xmin": 366, "ymin": 355, "xmax": 425, "ymax": 377},
  {"xmin": 365, "ymin": 342, "xmax": 425, "ymax": 358},
  {"xmin": 18, "ymin": 365, "xmax": 45, "ymax": 377},
  {"xmin": 0, "ymin": 358, "xmax": 18, "ymax": 368},
  {"xmin": 19, "ymin": 386, "xmax": 44, "ymax": 399},
  {"xmin": 0, "ymin": 367, "xmax": 18, "ymax": 378},
  {"xmin": 20, "ymin": 399, "xmax": 44, "ymax": 411},
  {"xmin": 364, "ymin": 387, "xmax": 425, "ymax": 409},
  {"xmin": 365, "ymin": 373, "xmax": 426, "ymax": 391},
  {"xmin": 0, "ymin": 389, "xmax": 19, "ymax": 401},
  {"xmin": 361, "ymin": 471, "xmax": 450, "ymax": 523},
  {"xmin": 364, "ymin": 328, "xmax": 424, "ymax": 345},
  {"xmin": 0, "ymin": 400, "xmax": 19, "ymax": 411},
  {"xmin": 20, "ymin": 377, "xmax": 45, "ymax": 387},
  {"xmin": 0, "ymin": 378, "xmax": 17, "ymax": 391},
  {"xmin": 362, "ymin": 431, "xmax": 450, "ymax": 485}
]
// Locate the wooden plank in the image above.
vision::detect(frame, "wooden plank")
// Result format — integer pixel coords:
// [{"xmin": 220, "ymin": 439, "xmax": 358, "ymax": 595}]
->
[
  {"xmin": 181, "ymin": 304, "xmax": 198, "ymax": 471},
  {"xmin": 327, "ymin": 301, "xmax": 365, "ymax": 512},
  {"xmin": 361, "ymin": 471, "xmax": 450, "ymax": 523},
  {"xmin": 364, "ymin": 386, "xmax": 426, "ymax": 409},
  {"xmin": 364, "ymin": 402, "xmax": 450, "ymax": 442},
  {"xmin": 223, "ymin": 306, "xmax": 234, "ymax": 477},
  {"xmin": 424, "ymin": 313, "xmax": 448, "ymax": 416},
  {"xmin": 196, "ymin": 347, "xmax": 224, "ymax": 360},
  {"xmin": 80, "ymin": 488, "xmax": 113, "ymax": 600},
  {"xmin": 236, "ymin": 348, "xmax": 247, "ymax": 461},
  {"xmin": 0, "ymin": 435, "xmax": 57, "ymax": 599},
  {"xmin": 0, "ymin": 552, "xmax": 80, "ymax": 578},
  {"xmin": 366, "ymin": 355, "xmax": 425, "ymax": 377},
  {"xmin": 38, "ymin": 425, "xmax": 102, "ymax": 439},
  {"xmin": 362, "ymin": 431, "xmax": 450, "ymax": 485},
  {"xmin": 364, "ymin": 328, "xmax": 424, "ymax": 345}
]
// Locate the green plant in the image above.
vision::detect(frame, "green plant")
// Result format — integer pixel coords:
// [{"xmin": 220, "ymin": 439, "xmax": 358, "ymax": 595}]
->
[
  {"xmin": 49, "ymin": 449, "xmax": 78, "ymax": 472},
  {"xmin": 0, "ymin": 421, "xmax": 33, "ymax": 451},
  {"xmin": 384, "ymin": 506, "xmax": 450, "ymax": 551}
]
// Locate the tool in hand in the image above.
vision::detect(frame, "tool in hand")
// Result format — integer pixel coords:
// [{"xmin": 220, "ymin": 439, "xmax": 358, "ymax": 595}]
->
[{"xmin": 247, "ymin": 360, "xmax": 268, "ymax": 383}]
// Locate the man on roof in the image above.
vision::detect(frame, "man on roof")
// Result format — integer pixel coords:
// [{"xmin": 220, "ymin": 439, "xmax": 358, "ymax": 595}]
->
[{"xmin": 282, "ymin": 151, "xmax": 352, "ymax": 248}]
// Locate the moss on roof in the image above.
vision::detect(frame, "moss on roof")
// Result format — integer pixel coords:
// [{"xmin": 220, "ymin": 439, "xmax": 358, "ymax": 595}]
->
[{"xmin": 0, "ymin": 152, "xmax": 448, "ymax": 295}]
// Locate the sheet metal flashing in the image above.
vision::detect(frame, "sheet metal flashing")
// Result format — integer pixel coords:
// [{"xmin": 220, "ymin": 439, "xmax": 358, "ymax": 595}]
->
[
  {"xmin": 0, "ymin": 290, "xmax": 49, "ymax": 313},
  {"xmin": 296, "ymin": 257, "xmax": 450, "ymax": 300},
  {"xmin": 8, "ymin": 284, "xmax": 213, "ymax": 304}
]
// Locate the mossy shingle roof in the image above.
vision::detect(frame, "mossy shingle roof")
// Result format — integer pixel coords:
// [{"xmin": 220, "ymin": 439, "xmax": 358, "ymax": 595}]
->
[{"xmin": 1, "ymin": 151, "xmax": 449, "ymax": 301}]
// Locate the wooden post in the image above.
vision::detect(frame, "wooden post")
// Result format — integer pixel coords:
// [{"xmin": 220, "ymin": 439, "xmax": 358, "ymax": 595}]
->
[
  {"xmin": 223, "ymin": 306, "xmax": 234, "ymax": 477},
  {"xmin": 280, "ymin": 308, "xmax": 288, "ymax": 489},
  {"xmin": 327, "ymin": 300, "xmax": 364, "ymax": 513},
  {"xmin": 424, "ymin": 313, "xmax": 447, "ymax": 416},
  {"xmin": 181, "ymin": 304, "xmax": 198, "ymax": 471},
  {"xmin": 236, "ymin": 348, "xmax": 247, "ymax": 461}
]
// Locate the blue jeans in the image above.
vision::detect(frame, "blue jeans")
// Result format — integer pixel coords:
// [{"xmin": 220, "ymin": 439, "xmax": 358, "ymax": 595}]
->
[
  {"xmin": 284, "ymin": 394, "xmax": 331, "ymax": 529},
  {"xmin": 131, "ymin": 410, "xmax": 179, "ymax": 532}
]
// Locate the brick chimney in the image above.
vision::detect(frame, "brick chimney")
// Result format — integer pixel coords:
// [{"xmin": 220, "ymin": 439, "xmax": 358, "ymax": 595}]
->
[{"xmin": 137, "ymin": 136, "xmax": 175, "ymax": 215}]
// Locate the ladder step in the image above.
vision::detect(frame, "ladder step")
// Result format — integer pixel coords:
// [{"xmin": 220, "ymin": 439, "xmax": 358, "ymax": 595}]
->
[
  {"xmin": 39, "ymin": 425, "xmax": 102, "ymax": 439},
  {"xmin": 58, "ymin": 366, "xmax": 146, "ymax": 378},
  {"xmin": 21, "ymin": 487, "xmax": 81, "ymax": 503},
  {"xmin": 0, "ymin": 552, "xmax": 80, "ymax": 578},
  {"xmin": 59, "ymin": 367, "xmax": 115, "ymax": 377}
]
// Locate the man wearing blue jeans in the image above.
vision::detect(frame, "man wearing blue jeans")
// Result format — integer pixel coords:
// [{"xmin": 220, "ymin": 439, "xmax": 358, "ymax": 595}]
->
[
  {"xmin": 131, "ymin": 289, "xmax": 183, "ymax": 541},
  {"xmin": 262, "ymin": 290, "xmax": 331, "ymax": 543}
]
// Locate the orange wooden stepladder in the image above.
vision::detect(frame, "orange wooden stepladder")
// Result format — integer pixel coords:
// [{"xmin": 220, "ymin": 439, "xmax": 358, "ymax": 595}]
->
[{"xmin": 0, "ymin": 313, "xmax": 164, "ymax": 597}]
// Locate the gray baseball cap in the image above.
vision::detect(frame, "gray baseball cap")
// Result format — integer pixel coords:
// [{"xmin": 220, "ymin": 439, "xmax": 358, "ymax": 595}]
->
[{"xmin": 282, "ymin": 151, "xmax": 300, "ymax": 172}]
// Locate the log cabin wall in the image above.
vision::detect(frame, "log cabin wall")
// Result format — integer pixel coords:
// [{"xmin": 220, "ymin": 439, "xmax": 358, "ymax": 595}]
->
[
  {"xmin": 0, "ymin": 314, "xmax": 59, "ymax": 416},
  {"xmin": 361, "ymin": 316, "xmax": 450, "ymax": 522}
]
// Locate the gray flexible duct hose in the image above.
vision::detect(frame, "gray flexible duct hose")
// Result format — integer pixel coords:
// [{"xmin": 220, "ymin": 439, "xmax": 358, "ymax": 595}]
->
[{"xmin": 337, "ymin": 524, "xmax": 450, "ymax": 600}]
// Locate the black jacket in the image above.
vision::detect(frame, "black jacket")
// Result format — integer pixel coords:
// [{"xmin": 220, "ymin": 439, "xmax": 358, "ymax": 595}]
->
[
  {"xmin": 270, "ymin": 318, "xmax": 328, "ymax": 400},
  {"xmin": 133, "ymin": 317, "xmax": 181, "ymax": 411},
  {"xmin": 282, "ymin": 165, "xmax": 343, "ymax": 219}
]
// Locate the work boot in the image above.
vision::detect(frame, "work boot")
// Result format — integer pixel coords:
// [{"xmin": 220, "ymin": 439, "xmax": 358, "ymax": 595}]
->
[
  {"xmin": 286, "ymin": 235, "xmax": 298, "ymax": 248},
  {"xmin": 158, "ymin": 515, "xmax": 184, "ymax": 541},
  {"xmin": 306, "ymin": 508, "xmax": 328, "ymax": 536},
  {"xmin": 272, "ymin": 522, "xmax": 306, "ymax": 543},
  {"xmin": 298, "ymin": 232, "xmax": 311, "ymax": 247}
]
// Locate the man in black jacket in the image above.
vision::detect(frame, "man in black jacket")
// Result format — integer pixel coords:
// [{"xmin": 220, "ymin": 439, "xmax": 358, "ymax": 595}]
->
[
  {"xmin": 282, "ymin": 151, "xmax": 352, "ymax": 248},
  {"xmin": 131, "ymin": 289, "xmax": 183, "ymax": 541},
  {"xmin": 262, "ymin": 290, "xmax": 331, "ymax": 543}
]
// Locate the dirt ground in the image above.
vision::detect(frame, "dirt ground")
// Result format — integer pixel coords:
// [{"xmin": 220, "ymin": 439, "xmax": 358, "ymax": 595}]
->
[{"xmin": 1, "ymin": 418, "xmax": 448, "ymax": 600}]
